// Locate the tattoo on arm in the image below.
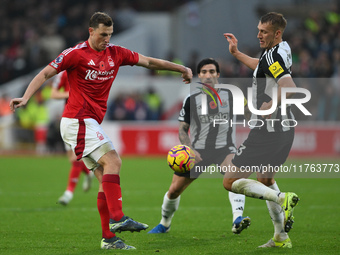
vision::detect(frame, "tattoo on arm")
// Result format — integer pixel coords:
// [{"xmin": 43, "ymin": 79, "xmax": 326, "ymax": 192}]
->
[{"xmin": 178, "ymin": 122, "xmax": 191, "ymax": 147}]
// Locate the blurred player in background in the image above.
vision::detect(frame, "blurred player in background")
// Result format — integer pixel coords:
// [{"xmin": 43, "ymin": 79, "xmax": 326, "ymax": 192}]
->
[
  {"xmin": 51, "ymin": 70, "xmax": 94, "ymax": 205},
  {"xmin": 148, "ymin": 58, "xmax": 251, "ymax": 235},
  {"xmin": 224, "ymin": 12, "xmax": 299, "ymax": 248},
  {"xmin": 10, "ymin": 11, "xmax": 192, "ymax": 250}
]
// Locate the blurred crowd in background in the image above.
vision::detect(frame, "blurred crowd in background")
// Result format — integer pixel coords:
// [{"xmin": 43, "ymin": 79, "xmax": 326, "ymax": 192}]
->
[
  {"xmin": 1, "ymin": 0, "xmax": 339, "ymax": 84},
  {"xmin": 1, "ymin": 0, "xmax": 340, "ymax": 152},
  {"xmin": 0, "ymin": 0, "xmax": 188, "ymax": 84}
]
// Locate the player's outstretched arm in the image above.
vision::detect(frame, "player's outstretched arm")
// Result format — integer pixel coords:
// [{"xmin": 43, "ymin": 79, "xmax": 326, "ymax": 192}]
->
[
  {"xmin": 10, "ymin": 65, "xmax": 57, "ymax": 112},
  {"xmin": 224, "ymin": 33, "xmax": 259, "ymax": 71},
  {"xmin": 136, "ymin": 54, "xmax": 193, "ymax": 84}
]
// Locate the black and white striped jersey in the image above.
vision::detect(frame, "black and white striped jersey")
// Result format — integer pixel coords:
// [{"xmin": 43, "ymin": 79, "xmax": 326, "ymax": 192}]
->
[
  {"xmin": 178, "ymin": 88, "xmax": 236, "ymax": 150},
  {"xmin": 251, "ymin": 41, "xmax": 295, "ymax": 132}
]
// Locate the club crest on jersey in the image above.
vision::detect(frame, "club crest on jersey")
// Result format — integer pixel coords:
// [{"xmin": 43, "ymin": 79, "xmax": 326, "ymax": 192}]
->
[
  {"xmin": 96, "ymin": 131, "xmax": 104, "ymax": 141},
  {"xmin": 108, "ymin": 56, "xmax": 115, "ymax": 67},
  {"xmin": 99, "ymin": 61, "xmax": 105, "ymax": 71},
  {"xmin": 221, "ymin": 99, "xmax": 228, "ymax": 108}
]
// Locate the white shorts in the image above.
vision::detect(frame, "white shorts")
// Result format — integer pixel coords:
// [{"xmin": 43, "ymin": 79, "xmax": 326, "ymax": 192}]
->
[
  {"xmin": 60, "ymin": 117, "xmax": 114, "ymax": 170},
  {"xmin": 64, "ymin": 142, "xmax": 72, "ymax": 151}
]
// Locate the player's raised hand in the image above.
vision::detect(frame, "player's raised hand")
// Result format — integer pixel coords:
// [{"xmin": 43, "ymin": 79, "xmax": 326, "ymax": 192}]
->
[
  {"xmin": 182, "ymin": 67, "xmax": 193, "ymax": 84},
  {"xmin": 9, "ymin": 97, "xmax": 27, "ymax": 112},
  {"xmin": 192, "ymin": 149, "xmax": 202, "ymax": 164},
  {"xmin": 259, "ymin": 101, "xmax": 273, "ymax": 119},
  {"xmin": 224, "ymin": 33, "xmax": 239, "ymax": 56}
]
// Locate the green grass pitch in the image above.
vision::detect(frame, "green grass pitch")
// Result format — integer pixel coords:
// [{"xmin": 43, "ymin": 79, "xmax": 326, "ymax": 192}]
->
[{"xmin": 0, "ymin": 156, "xmax": 339, "ymax": 254}]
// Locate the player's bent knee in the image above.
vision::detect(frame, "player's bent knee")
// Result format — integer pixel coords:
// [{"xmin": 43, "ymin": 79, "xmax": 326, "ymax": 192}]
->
[{"xmin": 223, "ymin": 178, "xmax": 233, "ymax": 191}]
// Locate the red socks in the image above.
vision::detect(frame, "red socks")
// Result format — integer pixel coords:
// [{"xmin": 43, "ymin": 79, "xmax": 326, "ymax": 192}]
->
[
  {"xmin": 80, "ymin": 161, "xmax": 90, "ymax": 174},
  {"xmin": 66, "ymin": 161, "xmax": 83, "ymax": 192},
  {"xmin": 102, "ymin": 174, "xmax": 124, "ymax": 221},
  {"xmin": 97, "ymin": 192, "xmax": 115, "ymax": 239}
]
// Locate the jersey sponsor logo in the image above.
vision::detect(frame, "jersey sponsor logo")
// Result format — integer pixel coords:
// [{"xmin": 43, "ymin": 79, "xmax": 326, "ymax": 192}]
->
[
  {"xmin": 85, "ymin": 70, "xmax": 98, "ymax": 80},
  {"xmin": 269, "ymin": 61, "xmax": 284, "ymax": 78},
  {"xmin": 55, "ymin": 55, "xmax": 64, "ymax": 64},
  {"xmin": 199, "ymin": 112, "xmax": 229, "ymax": 123},
  {"xmin": 85, "ymin": 69, "xmax": 115, "ymax": 81},
  {"xmin": 88, "ymin": 59, "xmax": 95, "ymax": 66}
]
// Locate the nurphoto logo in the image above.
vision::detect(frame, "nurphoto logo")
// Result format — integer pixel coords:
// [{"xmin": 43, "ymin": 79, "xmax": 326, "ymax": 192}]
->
[{"xmin": 199, "ymin": 83, "xmax": 311, "ymax": 128}]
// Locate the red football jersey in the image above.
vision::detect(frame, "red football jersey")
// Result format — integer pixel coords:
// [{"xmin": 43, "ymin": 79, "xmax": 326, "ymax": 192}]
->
[{"xmin": 49, "ymin": 41, "xmax": 139, "ymax": 123}]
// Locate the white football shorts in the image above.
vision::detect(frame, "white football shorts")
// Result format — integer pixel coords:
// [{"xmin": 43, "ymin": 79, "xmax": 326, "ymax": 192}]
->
[{"xmin": 60, "ymin": 117, "xmax": 114, "ymax": 170}]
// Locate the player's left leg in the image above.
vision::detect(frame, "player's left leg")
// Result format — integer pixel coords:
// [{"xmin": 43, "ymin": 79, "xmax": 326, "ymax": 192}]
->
[
  {"xmin": 82, "ymin": 164, "xmax": 94, "ymax": 192},
  {"xmin": 67, "ymin": 149, "xmax": 93, "ymax": 192},
  {"xmin": 57, "ymin": 160, "xmax": 83, "ymax": 205},
  {"xmin": 148, "ymin": 174, "xmax": 195, "ymax": 234},
  {"xmin": 95, "ymin": 167, "xmax": 115, "ymax": 240}
]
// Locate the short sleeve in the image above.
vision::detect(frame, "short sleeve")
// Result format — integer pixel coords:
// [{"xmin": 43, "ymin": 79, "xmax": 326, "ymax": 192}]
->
[
  {"xmin": 49, "ymin": 48, "xmax": 78, "ymax": 73},
  {"xmin": 116, "ymin": 46, "xmax": 139, "ymax": 66},
  {"xmin": 178, "ymin": 95, "xmax": 190, "ymax": 124},
  {"xmin": 262, "ymin": 49, "xmax": 291, "ymax": 81}
]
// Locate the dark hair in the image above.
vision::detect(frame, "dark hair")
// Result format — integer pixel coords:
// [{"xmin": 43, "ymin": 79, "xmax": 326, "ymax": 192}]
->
[
  {"xmin": 197, "ymin": 58, "xmax": 220, "ymax": 74},
  {"xmin": 89, "ymin": 12, "xmax": 113, "ymax": 28},
  {"xmin": 260, "ymin": 12, "xmax": 287, "ymax": 32}
]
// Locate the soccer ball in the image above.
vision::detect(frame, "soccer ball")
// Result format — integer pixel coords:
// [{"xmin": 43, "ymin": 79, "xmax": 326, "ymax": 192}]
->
[{"xmin": 167, "ymin": 145, "xmax": 195, "ymax": 173}]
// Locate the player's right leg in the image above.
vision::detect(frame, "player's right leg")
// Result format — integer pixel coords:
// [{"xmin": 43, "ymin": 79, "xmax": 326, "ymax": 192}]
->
[{"xmin": 148, "ymin": 174, "xmax": 195, "ymax": 234}]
